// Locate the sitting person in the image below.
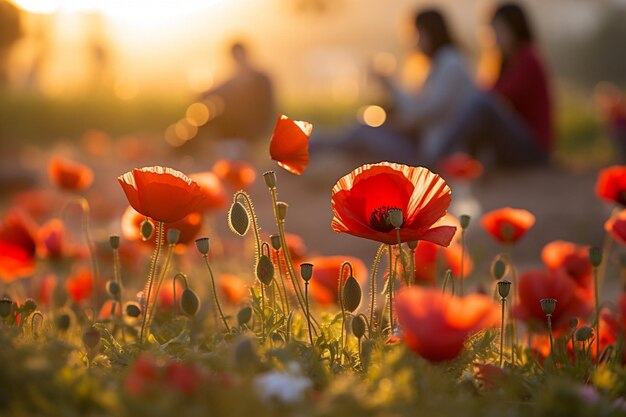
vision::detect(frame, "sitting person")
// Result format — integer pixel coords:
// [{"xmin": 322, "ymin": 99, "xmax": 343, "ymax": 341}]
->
[{"xmin": 433, "ymin": 2, "xmax": 553, "ymax": 168}]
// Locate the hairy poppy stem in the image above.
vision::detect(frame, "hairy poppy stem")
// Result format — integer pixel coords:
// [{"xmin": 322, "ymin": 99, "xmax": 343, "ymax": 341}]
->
[
  {"xmin": 369, "ymin": 245, "xmax": 385, "ymax": 336},
  {"xmin": 593, "ymin": 264, "xmax": 601, "ymax": 366},
  {"xmin": 304, "ymin": 281, "xmax": 314, "ymax": 347},
  {"xmin": 408, "ymin": 246, "xmax": 416, "ymax": 287},
  {"xmin": 145, "ymin": 241, "xmax": 175, "ymax": 330},
  {"xmin": 500, "ymin": 297, "xmax": 506, "ymax": 367},
  {"xmin": 547, "ymin": 314, "xmax": 554, "ymax": 357},
  {"xmin": 338, "ymin": 262, "xmax": 353, "ymax": 364},
  {"xmin": 234, "ymin": 191, "xmax": 262, "ymax": 259},
  {"xmin": 274, "ymin": 250, "xmax": 290, "ymax": 316},
  {"xmin": 139, "ymin": 221, "xmax": 163, "ymax": 344},
  {"xmin": 388, "ymin": 244, "xmax": 395, "ymax": 334},
  {"xmin": 111, "ymin": 245, "xmax": 125, "ymax": 343},
  {"xmin": 172, "ymin": 272, "xmax": 190, "ymax": 315},
  {"xmin": 260, "ymin": 283, "xmax": 266, "ymax": 340},
  {"xmin": 202, "ymin": 254, "xmax": 231, "ymax": 332}
]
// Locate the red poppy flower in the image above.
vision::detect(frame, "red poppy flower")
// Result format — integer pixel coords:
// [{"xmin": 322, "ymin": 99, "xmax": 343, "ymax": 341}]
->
[
  {"xmin": 439, "ymin": 153, "xmax": 483, "ymax": 181},
  {"xmin": 121, "ymin": 206, "xmax": 203, "ymax": 247},
  {"xmin": 157, "ymin": 278, "xmax": 185, "ymax": 312},
  {"xmin": 98, "ymin": 299, "xmax": 122, "ymax": 320},
  {"xmin": 66, "ymin": 268, "xmax": 94, "ymax": 304},
  {"xmin": 513, "ymin": 269, "xmax": 593, "ymax": 333},
  {"xmin": 596, "ymin": 165, "xmax": 626, "ymax": 206},
  {"xmin": 37, "ymin": 218, "xmax": 66, "ymax": 259},
  {"xmin": 125, "ymin": 355, "xmax": 160, "ymax": 396},
  {"xmin": 36, "ymin": 273, "xmax": 57, "ymax": 307},
  {"xmin": 541, "ymin": 240, "xmax": 593, "ymax": 290},
  {"xmin": 269, "ymin": 114, "xmax": 313, "ymax": 175},
  {"xmin": 164, "ymin": 362, "xmax": 202, "ymax": 396},
  {"xmin": 212, "ymin": 159, "xmax": 256, "ymax": 190},
  {"xmin": 331, "ymin": 162, "xmax": 456, "ymax": 245},
  {"xmin": 0, "ymin": 210, "xmax": 38, "ymax": 282},
  {"xmin": 188, "ymin": 171, "xmax": 228, "ymax": 211},
  {"xmin": 605, "ymin": 209, "xmax": 626, "ymax": 246},
  {"xmin": 407, "ymin": 240, "xmax": 473, "ymax": 284},
  {"xmin": 118, "ymin": 166, "xmax": 205, "ymax": 223},
  {"xmin": 48, "ymin": 156, "xmax": 94, "ymax": 191},
  {"xmin": 306, "ymin": 255, "xmax": 367, "ymax": 306},
  {"xmin": 219, "ymin": 274, "xmax": 249, "ymax": 305},
  {"xmin": 480, "ymin": 207, "xmax": 535, "ymax": 244},
  {"xmin": 396, "ymin": 286, "xmax": 499, "ymax": 361}
]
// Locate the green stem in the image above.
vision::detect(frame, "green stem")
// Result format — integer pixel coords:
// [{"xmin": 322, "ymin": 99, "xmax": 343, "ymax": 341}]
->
[
  {"xmin": 593, "ymin": 265, "xmax": 600, "ymax": 366},
  {"xmin": 139, "ymin": 221, "xmax": 163, "ymax": 344},
  {"xmin": 388, "ymin": 244, "xmax": 395, "ymax": 334},
  {"xmin": 234, "ymin": 191, "xmax": 262, "ymax": 259},
  {"xmin": 261, "ymin": 283, "xmax": 266, "ymax": 340},
  {"xmin": 369, "ymin": 245, "xmax": 385, "ymax": 336},
  {"xmin": 338, "ymin": 262, "xmax": 353, "ymax": 364},
  {"xmin": 203, "ymin": 254, "xmax": 231, "ymax": 332},
  {"xmin": 275, "ymin": 250, "xmax": 290, "ymax": 316},
  {"xmin": 547, "ymin": 314, "xmax": 554, "ymax": 358},
  {"xmin": 408, "ymin": 246, "xmax": 416, "ymax": 287},
  {"xmin": 500, "ymin": 298, "xmax": 506, "ymax": 367},
  {"xmin": 145, "ymin": 242, "xmax": 175, "ymax": 330},
  {"xmin": 112, "ymin": 247, "xmax": 125, "ymax": 343},
  {"xmin": 305, "ymin": 282, "xmax": 314, "ymax": 346},
  {"xmin": 172, "ymin": 273, "xmax": 190, "ymax": 315}
]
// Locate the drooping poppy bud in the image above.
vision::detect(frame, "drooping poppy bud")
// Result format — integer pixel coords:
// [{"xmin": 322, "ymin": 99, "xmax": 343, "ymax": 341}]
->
[
  {"xmin": 256, "ymin": 255, "xmax": 274, "ymax": 286},
  {"xmin": 342, "ymin": 276, "xmax": 362, "ymax": 313},
  {"xmin": 351, "ymin": 314, "xmax": 367, "ymax": 339},
  {"xmin": 180, "ymin": 288, "xmax": 200, "ymax": 316},
  {"xmin": 228, "ymin": 202, "xmax": 250, "ymax": 236},
  {"xmin": 237, "ymin": 306, "xmax": 252, "ymax": 326},
  {"xmin": 140, "ymin": 219, "xmax": 154, "ymax": 241}
]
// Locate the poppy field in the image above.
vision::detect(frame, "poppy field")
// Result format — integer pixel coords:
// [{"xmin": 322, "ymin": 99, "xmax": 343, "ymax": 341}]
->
[{"xmin": 1, "ymin": 115, "xmax": 626, "ymax": 417}]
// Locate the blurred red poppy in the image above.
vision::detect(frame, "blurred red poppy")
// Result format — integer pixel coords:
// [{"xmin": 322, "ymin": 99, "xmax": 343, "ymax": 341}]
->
[
  {"xmin": 121, "ymin": 206, "xmax": 203, "ymax": 247},
  {"xmin": 481, "ymin": 207, "xmax": 535, "ymax": 244},
  {"xmin": 124, "ymin": 355, "xmax": 160, "ymax": 396},
  {"xmin": 439, "ymin": 153, "xmax": 483, "ymax": 181},
  {"xmin": 98, "ymin": 299, "xmax": 122, "ymax": 320},
  {"xmin": 66, "ymin": 268, "xmax": 94, "ymax": 304},
  {"xmin": 48, "ymin": 156, "xmax": 94, "ymax": 192},
  {"xmin": 269, "ymin": 232, "xmax": 307, "ymax": 278},
  {"xmin": 219, "ymin": 274, "xmax": 249, "ymax": 305},
  {"xmin": 306, "ymin": 255, "xmax": 367, "ymax": 306},
  {"xmin": 157, "ymin": 278, "xmax": 185, "ymax": 312},
  {"xmin": 37, "ymin": 218, "xmax": 65, "ymax": 259},
  {"xmin": 396, "ymin": 286, "xmax": 499, "ymax": 361},
  {"xmin": 474, "ymin": 364, "xmax": 506, "ymax": 390},
  {"xmin": 407, "ymin": 240, "xmax": 473, "ymax": 284},
  {"xmin": 331, "ymin": 162, "xmax": 456, "ymax": 246},
  {"xmin": 541, "ymin": 240, "xmax": 593, "ymax": 290},
  {"xmin": 11, "ymin": 189, "xmax": 66, "ymax": 221},
  {"xmin": 36, "ymin": 273, "xmax": 57, "ymax": 307},
  {"xmin": 212, "ymin": 159, "xmax": 256, "ymax": 190},
  {"xmin": 0, "ymin": 210, "xmax": 38, "ymax": 282},
  {"xmin": 269, "ymin": 114, "xmax": 313, "ymax": 175},
  {"xmin": 513, "ymin": 269, "xmax": 593, "ymax": 333},
  {"xmin": 605, "ymin": 209, "xmax": 626, "ymax": 246},
  {"xmin": 189, "ymin": 171, "xmax": 228, "ymax": 212},
  {"xmin": 596, "ymin": 165, "xmax": 626, "ymax": 206},
  {"xmin": 118, "ymin": 166, "xmax": 205, "ymax": 223}
]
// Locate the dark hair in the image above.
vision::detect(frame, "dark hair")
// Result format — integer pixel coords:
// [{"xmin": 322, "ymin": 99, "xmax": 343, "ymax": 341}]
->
[
  {"xmin": 414, "ymin": 9, "xmax": 454, "ymax": 56},
  {"xmin": 492, "ymin": 3, "xmax": 534, "ymax": 44}
]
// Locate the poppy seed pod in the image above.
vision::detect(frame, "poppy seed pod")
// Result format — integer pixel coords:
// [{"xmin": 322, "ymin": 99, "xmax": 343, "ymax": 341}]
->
[
  {"xmin": 106, "ymin": 280, "xmax": 121, "ymax": 299},
  {"xmin": 407, "ymin": 241, "xmax": 418, "ymax": 250},
  {"xmin": 167, "ymin": 228, "xmax": 181, "ymax": 245},
  {"xmin": 180, "ymin": 288, "xmax": 201, "ymax": 316},
  {"xmin": 300, "ymin": 263, "xmax": 314, "ymax": 282},
  {"xmin": 140, "ymin": 219, "xmax": 154, "ymax": 241},
  {"xmin": 270, "ymin": 234, "xmax": 282, "ymax": 251},
  {"xmin": 276, "ymin": 202, "xmax": 288, "ymax": 221},
  {"xmin": 576, "ymin": 326, "xmax": 594, "ymax": 342},
  {"xmin": 237, "ymin": 306, "xmax": 252, "ymax": 326},
  {"xmin": 55, "ymin": 313, "xmax": 71, "ymax": 332},
  {"xmin": 195, "ymin": 237, "xmax": 210, "ymax": 255},
  {"xmin": 109, "ymin": 234, "xmax": 120, "ymax": 250},
  {"xmin": 540, "ymin": 298, "xmax": 557, "ymax": 316},
  {"xmin": 0, "ymin": 297, "xmax": 13, "ymax": 318},
  {"xmin": 82, "ymin": 327, "xmax": 101, "ymax": 350},
  {"xmin": 460, "ymin": 214, "xmax": 471, "ymax": 230},
  {"xmin": 388, "ymin": 208, "xmax": 404, "ymax": 229},
  {"xmin": 351, "ymin": 314, "xmax": 367, "ymax": 339},
  {"xmin": 588, "ymin": 246, "xmax": 602, "ymax": 267},
  {"xmin": 256, "ymin": 255, "xmax": 274, "ymax": 286},
  {"xmin": 263, "ymin": 171, "xmax": 277, "ymax": 188},
  {"xmin": 228, "ymin": 201, "xmax": 250, "ymax": 236},
  {"xmin": 342, "ymin": 276, "xmax": 362, "ymax": 313},
  {"xmin": 497, "ymin": 280, "xmax": 511, "ymax": 299},
  {"xmin": 491, "ymin": 259, "xmax": 507, "ymax": 280},
  {"xmin": 125, "ymin": 302, "xmax": 142, "ymax": 318}
]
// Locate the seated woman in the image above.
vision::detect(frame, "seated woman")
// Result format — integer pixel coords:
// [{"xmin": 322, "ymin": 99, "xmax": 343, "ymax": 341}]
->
[
  {"xmin": 311, "ymin": 9, "xmax": 476, "ymax": 167},
  {"xmin": 433, "ymin": 2, "xmax": 553, "ymax": 168}
]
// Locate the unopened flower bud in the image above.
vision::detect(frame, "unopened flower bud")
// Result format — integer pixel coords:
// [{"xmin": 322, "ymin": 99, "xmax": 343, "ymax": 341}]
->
[
  {"xmin": 576, "ymin": 326, "xmax": 594, "ymax": 342},
  {"xmin": 237, "ymin": 306, "xmax": 252, "ymax": 326},
  {"xmin": 125, "ymin": 302, "xmax": 142, "ymax": 318},
  {"xmin": 300, "ymin": 263, "xmax": 314, "ymax": 282},
  {"xmin": 228, "ymin": 201, "xmax": 250, "ymax": 236},
  {"xmin": 351, "ymin": 314, "xmax": 367, "ymax": 339},
  {"xmin": 109, "ymin": 234, "xmax": 120, "ymax": 250},
  {"xmin": 106, "ymin": 280, "xmax": 121, "ymax": 299},
  {"xmin": 342, "ymin": 276, "xmax": 362, "ymax": 313},
  {"xmin": 270, "ymin": 234, "xmax": 282, "ymax": 251},
  {"xmin": 276, "ymin": 202, "xmax": 288, "ymax": 221},
  {"xmin": 0, "ymin": 296, "xmax": 13, "ymax": 318},
  {"xmin": 492, "ymin": 258, "xmax": 507, "ymax": 280},
  {"xmin": 256, "ymin": 255, "xmax": 275, "ymax": 286},
  {"xmin": 497, "ymin": 280, "xmax": 511, "ymax": 299},
  {"xmin": 55, "ymin": 313, "xmax": 71, "ymax": 332},
  {"xmin": 460, "ymin": 214, "xmax": 471, "ymax": 230},
  {"xmin": 195, "ymin": 237, "xmax": 210, "ymax": 255},
  {"xmin": 540, "ymin": 298, "xmax": 557, "ymax": 316},
  {"xmin": 589, "ymin": 246, "xmax": 602, "ymax": 267},
  {"xmin": 569, "ymin": 317, "xmax": 579, "ymax": 330},
  {"xmin": 388, "ymin": 208, "xmax": 404, "ymax": 229},
  {"xmin": 263, "ymin": 171, "xmax": 277, "ymax": 188},
  {"xmin": 180, "ymin": 288, "xmax": 201, "ymax": 316},
  {"xmin": 140, "ymin": 219, "xmax": 154, "ymax": 241},
  {"xmin": 167, "ymin": 228, "xmax": 180, "ymax": 245},
  {"xmin": 82, "ymin": 327, "xmax": 101, "ymax": 350},
  {"xmin": 21, "ymin": 298, "xmax": 37, "ymax": 316},
  {"xmin": 407, "ymin": 241, "xmax": 418, "ymax": 250}
]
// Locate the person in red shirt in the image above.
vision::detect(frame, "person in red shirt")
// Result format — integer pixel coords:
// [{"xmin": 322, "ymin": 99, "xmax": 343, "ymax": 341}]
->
[{"xmin": 433, "ymin": 2, "xmax": 553, "ymax": 168}]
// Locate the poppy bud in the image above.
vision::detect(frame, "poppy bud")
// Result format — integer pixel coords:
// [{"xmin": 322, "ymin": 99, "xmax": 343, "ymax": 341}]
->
[
  {"xmin": 167, "ymin": 228, "xmax": 181, "ymax": 245},
  {"xmin": 569, "ymin": 317, "xmax": 579, "ymax": 330},
  {"xmin": 460, "ymin": 214, "xmax": 471, "ymax": 230},
  {"xmin": 576, "ymin": 326, "xmax": 594, "ymax": 342},
  {"xmin": 55, "ymin": 313, "xmax": 71, "ymax": 331},
  {"xmin": 256, "ymin": 255, "xmax": 274, "ymax": 286},
  {"xmin": 180, "ymin": 288, "xmax": 200, "ymax": 316},
  {"xmin": 195, "ymin": 237, "xmax": 210, "ymax": 255},
  {"xmin": 497, "ymin": 280, "xmax": 511, "ymax": 299},
  {"xmin": 21, "ymin": 299, "xmax": 37, "ymax": 316},
  {"xmin": 109, "ymin": 234, "xmax": 120, "ymax": 250},
  {"xmin": 125, "ymin": 302, "xmax": 142, "ymax": 318},
  {"xmin": 237, "ymin": 306, "xmax": 252, "ymax": 326},
  {"xmin": 140, "ymin": 219, "xmax": 154, "ymax": 241},
  {"xmin": 263, "ymin": 171, "xmax": 277, "ymax": 188},
  {"xmin": 106, "ymin": 280, "xmax": 121, "ymax": 299},
  {"xmin": 300, "ymin": 263, "xmax": 314, "ymax": 282},
  {"xmin": 351, "ymin": 314, "xmax": 367, "ymax": 339},
  {"xmin": 270, "ymin": 234, "xmax": 282, "ymax": 251},
  {"xmin": 589, "ymin": 246, "xmax": 602, "ymax": 268},
  {"xmin": 540, "ymin": 298, "xmax": 557, "ymax": 316},
  {"xmin": 276, "ymin": 202, "xmax": 288, "ymax": 221},
  {"xmin": 82, "ymin": 327, "xmax": 101, "ymax": 350},
  {"xmin": 342, "ymin": 276, "xmax": 362, "ymax": 313},
  {"xmin": 388, "ymin": 208, "xmax": 404, "ymax": 229},
  {"xmin": 491, "ymin": 259, "xmax": 507, "ymax": 280},
  {"xmin": 0, "ymin": 297, "xmax": 13, "ymax": 318},
  {"xmin": 228, "ymin": 201, "xmax": 250, "ymax": 236}
]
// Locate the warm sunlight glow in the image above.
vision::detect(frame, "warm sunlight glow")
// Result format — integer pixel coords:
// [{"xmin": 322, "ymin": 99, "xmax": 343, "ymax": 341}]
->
[
  {"xmin": 186, "ymin": 102, "xmax": 210, "ymax": 127},
  {"xmin": 360, "ymin": 105, "xmax": 387, "ymax": 128}
]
